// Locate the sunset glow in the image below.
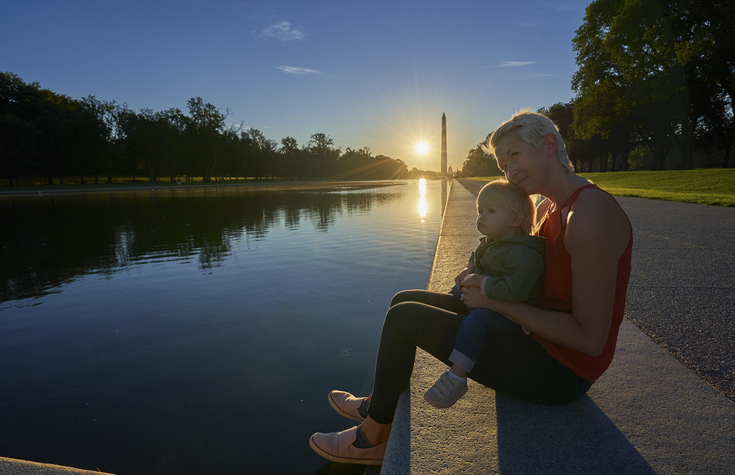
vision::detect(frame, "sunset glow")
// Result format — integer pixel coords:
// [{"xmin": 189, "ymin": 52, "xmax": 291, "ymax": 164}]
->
[{"xmin": 415, "ymin": 142, "xmax": 429, "ymax": 155}]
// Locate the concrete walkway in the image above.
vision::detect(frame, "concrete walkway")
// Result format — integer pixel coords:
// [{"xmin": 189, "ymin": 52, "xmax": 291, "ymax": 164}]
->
[
  {"xmin": 0, "ymin": 457, "xmax": 114, "ymax": 475},
  {"xmin": 381, "ymin": 179, "xmax": 735, "ymax": 474}
]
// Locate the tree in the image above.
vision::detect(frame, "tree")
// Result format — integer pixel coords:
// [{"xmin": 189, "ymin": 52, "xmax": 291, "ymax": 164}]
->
[
  {"xmin": 240, "ymin": 128, "xmax": 277, "ymax": 179},
  {"xmin": 572, "ymin": 0, "xmax": 734, "ymax": 169},
  {"xmin": 0, "ymin": 113, "xmax": 37, "ymax": 184},
  {"xmin": 278, "ymin": 136, "xmax": 304, "ymax": 178},
  {"xmin": 339, "ymin": 146, "xmax": 373, "ymax": 178},
  {"xmin": 80, "ymin": 96, "xmax": 125, "ymax": 183},
  {"xmin": 308, "ymin": 133, "xmax": 340, "ymax": 177},
  {"xmin": 541, "ymin": 100, "xmax": 633, "ymax": 172},
  {"xmin": 367, "ymin": 155, "xmax": 409, "ymax": 179},
  {"xmin": 185, "ymin": 97, "xmax": 227, "ymax": 181},
  {"xmin": 685, "ymin": 0, "xmax": 735, "ymax": 167},
  {"xmin": 461, "ymin": 142, "xmax": 501, "ymax": 177}
]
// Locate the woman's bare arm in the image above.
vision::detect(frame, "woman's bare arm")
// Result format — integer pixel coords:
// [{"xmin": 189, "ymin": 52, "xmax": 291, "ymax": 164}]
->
[{"xmin": 461, "ymin": 190, "xmax": 630, "ymax": 356}]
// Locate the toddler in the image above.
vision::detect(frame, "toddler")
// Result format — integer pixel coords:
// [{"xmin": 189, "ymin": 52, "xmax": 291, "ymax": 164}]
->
[{"xmin": 424, "ymin": 180, "xmax": 545, "ymax": 408}]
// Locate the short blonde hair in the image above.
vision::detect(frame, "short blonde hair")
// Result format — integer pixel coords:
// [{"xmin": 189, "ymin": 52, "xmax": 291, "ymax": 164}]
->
[
  {"xmin": 484, "ymin": 109, "xmax": 574, "ymax": 172},
  {"xmin": 478, "ymin": 179, "xmax": 537, "ymax": 236}
]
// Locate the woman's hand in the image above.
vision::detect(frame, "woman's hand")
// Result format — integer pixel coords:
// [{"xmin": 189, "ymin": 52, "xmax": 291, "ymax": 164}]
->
[{"xmin": 460, "ymin": 283, "xmax": 490, "ymax": 309}]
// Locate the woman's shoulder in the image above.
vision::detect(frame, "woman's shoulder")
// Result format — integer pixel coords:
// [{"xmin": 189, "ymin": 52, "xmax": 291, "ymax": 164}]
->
[
  {"xmin": 567, "ymin": 187, "xmax": 631, "ymax": 256},
  {"xmin": 573, "ymin": 186, "xmax": 626, "ymax": 219}
]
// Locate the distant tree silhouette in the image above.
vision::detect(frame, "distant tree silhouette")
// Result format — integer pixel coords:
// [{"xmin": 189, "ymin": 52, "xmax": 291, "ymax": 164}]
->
[{"xmin": 571, "ymin": 0, "xmax": 734, "ymax": 170}]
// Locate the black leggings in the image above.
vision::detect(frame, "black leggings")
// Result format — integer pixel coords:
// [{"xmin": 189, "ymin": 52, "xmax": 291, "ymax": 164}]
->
[{"xmin": 367, "ymin": 290, "xmax": 591, "ymax": 424}]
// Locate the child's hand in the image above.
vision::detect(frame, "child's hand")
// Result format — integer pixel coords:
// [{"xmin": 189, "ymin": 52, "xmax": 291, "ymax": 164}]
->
[
  {"xmin": 462, "ymin": 273, "xmax": 483, "ymax": 288},
  {"xmin": 454, "ymin": 265, "xmax": 474, "ymax": 288}
]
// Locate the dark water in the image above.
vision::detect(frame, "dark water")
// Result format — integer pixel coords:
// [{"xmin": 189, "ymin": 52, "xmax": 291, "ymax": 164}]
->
[{"xmin": 0, "ymin": 180, "xmax": 446, "ymax": 474}]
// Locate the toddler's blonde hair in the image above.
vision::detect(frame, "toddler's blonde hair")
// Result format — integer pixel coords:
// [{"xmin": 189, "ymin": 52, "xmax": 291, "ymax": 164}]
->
[{"xmin": 478, "ymin": 179, "xmax": 538, "ymax": 236}]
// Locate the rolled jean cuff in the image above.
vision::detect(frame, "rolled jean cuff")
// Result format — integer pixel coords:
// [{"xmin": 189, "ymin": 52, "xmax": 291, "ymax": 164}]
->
[{"xmin": 449, "ymin": 349, "xmax": 476, "ymax": 373}]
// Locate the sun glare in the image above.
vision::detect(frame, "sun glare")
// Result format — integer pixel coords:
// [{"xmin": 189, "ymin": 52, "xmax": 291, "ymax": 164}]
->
[
  {"xmin": 418, "ymin": 179, "xmax": 427, "ymax": 220},
  {"xmin": 415, "ymin": 142, "xmax": 429, "ymax": 155}
]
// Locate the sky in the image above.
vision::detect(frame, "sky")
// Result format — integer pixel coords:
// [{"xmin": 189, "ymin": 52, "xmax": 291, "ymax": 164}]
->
[{"xmin": 1, "ymin": 0, "xmax": 589, "ymax": 172}]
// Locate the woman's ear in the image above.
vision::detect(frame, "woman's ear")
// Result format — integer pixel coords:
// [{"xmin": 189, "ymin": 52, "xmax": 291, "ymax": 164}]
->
[{"xmin": 543, "ymin": 133, "xmax": 558, "ymax": 157}]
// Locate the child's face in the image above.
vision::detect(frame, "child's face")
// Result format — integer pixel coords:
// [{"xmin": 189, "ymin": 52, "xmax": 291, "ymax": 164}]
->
[{"xmin": 476, "ymin": 196, "xmax": 519, "ymax": 240}]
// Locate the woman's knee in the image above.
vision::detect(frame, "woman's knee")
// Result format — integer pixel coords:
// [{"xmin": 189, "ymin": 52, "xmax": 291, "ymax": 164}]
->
[
  {"xmin": 382, "ymin": 301, "xmax": 425, "ymax": 337},
  {"xmin": 390, "ymin": 289, "xmax": 423, "ymax": 307}
]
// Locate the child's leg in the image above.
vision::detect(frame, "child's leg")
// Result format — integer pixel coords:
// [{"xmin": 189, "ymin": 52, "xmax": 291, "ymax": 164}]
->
[
  {"xmin": 450, "ymin": 308, "xmax": 523, "ymax": 374},
  {"xmin": 449, "ymin": 363, "xmax": 468, "ymax": 378},
  {"xmin": 448, "ymin": 284, "xmax": 463, "ymax": 299},
  {"xmin": 424, "ymin": 313, "xmax": 475, "ymax": 408},
  {"xmin": 474, "ymin": 308, "xmax": 524, "ymax": 334}
]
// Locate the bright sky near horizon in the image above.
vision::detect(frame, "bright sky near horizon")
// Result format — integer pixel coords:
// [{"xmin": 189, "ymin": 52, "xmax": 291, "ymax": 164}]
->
[{"xmin": 1, "ymin": 0, "xmax": 588, "ymax": 172}]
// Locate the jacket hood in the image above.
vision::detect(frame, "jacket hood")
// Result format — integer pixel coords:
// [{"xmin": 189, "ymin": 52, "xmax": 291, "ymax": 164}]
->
[{"xmin": 485, "ymin": 235, "xmax": 546, "ymax": 254}]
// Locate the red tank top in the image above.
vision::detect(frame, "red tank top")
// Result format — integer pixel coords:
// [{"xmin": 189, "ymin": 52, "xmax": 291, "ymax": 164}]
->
[{"xmin": 532, "ymin": 184, "xmax": 633, "ymax": 383}]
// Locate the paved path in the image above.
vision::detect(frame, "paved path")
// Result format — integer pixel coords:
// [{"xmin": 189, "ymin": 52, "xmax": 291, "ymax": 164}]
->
[
  {"xmin": 616, "ymin": 196, "xmax": 735, "ymax": 401},
  {"xmin": 382, "ymin": 178, "xmax": 735, "ymax": 475}
]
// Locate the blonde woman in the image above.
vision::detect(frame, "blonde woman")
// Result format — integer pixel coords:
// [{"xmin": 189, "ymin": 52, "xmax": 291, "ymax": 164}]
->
[{"xmin": 309, "ymin": 110, "xmax": 633, "ymax": 466}]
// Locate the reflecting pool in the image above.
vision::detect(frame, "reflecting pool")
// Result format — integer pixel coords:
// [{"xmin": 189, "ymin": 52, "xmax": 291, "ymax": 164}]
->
[{"xmin": 0, "ymin": 180, "xmax": 447, "ymax": 474}]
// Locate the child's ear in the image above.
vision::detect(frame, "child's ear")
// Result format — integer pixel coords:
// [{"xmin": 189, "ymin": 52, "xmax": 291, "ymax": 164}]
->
[{"xmin": 510, "ymin": 215, "xmax": 522, "ymax": 228}]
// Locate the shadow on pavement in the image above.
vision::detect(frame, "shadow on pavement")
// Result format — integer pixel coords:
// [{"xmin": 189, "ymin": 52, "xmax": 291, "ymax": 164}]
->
[
  {"xmin": 496, "ymin": 394, "xmax": 655, "ymax": 474},
  {"xmin": 314, "ymin": 462, "xmax": 381, "ymax": 475}
]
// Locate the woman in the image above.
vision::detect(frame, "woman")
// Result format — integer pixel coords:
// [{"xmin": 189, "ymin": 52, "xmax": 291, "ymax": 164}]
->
[{"xmin": 309, "ymin": 110, "xmax": 633, "ymax": 466}]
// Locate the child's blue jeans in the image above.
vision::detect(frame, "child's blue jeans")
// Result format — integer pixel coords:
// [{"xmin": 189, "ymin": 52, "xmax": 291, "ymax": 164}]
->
[{"xmin": 449, "ymin": 285, "xmax": 523, "ymax": 372}]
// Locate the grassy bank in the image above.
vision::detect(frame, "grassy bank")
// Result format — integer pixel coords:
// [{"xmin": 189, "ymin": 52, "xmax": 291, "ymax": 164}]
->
[{"xmin": 471, "ymin": 169, "xmax": 735, "ymax": 207}]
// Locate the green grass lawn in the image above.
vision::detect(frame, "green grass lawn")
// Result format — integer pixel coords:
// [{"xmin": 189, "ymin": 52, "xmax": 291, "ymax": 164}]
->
[{"xmin": 470, "ymin": 169, "xmax": 735, "ymax": 207}]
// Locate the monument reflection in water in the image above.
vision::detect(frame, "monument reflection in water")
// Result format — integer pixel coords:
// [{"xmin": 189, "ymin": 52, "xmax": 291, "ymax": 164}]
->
[{"xmin": 0, "ymin": 179, "xmax": 447, "ymax": 474}]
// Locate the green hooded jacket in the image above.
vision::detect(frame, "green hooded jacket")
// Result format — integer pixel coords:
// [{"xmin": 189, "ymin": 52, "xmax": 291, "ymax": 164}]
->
[{"xmin": 469, "ymin": 235, "xmax": 546, "ymax": 305}]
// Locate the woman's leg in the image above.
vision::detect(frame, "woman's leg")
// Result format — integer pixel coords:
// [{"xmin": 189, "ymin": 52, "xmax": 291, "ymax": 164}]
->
[
  {"xmin": 368, "ymin": 300, "xmax": 464, "ymax": 423},
  {"xmin": 389, "ymin": 293, "xmax": 589, "ymax": 404},
  {"xmin": 464, "ymin": 332, "xmax": 591, "ymax": 405},
  {"xmin": 390, "ymin": 289, "xmax": 469, "ymax": 314},
  {"xmin": 310, "ymin": 297, "xmax": 459, "ymax": 464},
  {"xmin": 368, "ymin": 301, "xmax": 590, "ymax": 424},
  {"xmin": 311, "ymin": 294, "xmax": 589, "ymax": 464},
  {"xmin": 326, "ymin": 291, "xmax": 466, "ymax": 425}
]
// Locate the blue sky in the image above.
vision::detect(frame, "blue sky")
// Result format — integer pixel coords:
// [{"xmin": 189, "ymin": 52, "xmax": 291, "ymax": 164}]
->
[{"xmin": 1, "ymin": 0, "xmax": 588, "ymax": 172}]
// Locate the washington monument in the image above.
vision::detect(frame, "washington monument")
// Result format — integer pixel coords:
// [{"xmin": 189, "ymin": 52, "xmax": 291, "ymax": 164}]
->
[{"xmin": 441, "ymin": 112, "xmax": 447, "ymax": 174}]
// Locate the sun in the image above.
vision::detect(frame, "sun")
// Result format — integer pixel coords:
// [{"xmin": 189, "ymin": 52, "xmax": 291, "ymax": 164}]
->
[{"xmin": 415, "ymin": 142, "xmax": 429, "ymax": 155}]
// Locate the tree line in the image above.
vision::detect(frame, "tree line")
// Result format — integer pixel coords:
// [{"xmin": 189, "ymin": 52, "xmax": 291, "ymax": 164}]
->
[
  {"xmin": 462, "ymin": 0, "xmax": 732, "ymax": 175},
  {"xmin": 4, "ymin": 0, "xmax": 732, "ymax": 183},
  {"xmin": 0, "ymin": 72, "xmax": 422, "ymax": 185}
]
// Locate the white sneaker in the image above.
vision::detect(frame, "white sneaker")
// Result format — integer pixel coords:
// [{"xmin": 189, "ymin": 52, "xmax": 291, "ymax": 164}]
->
[{"xmin": 423, "ymin": 371, "xmax": 468, "ymax": 408}]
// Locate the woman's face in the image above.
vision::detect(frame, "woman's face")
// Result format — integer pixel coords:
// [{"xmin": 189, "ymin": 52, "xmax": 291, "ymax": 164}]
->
[{"xmin": 494, "ymin": 133, "xmax": 549, "ymax": 195}]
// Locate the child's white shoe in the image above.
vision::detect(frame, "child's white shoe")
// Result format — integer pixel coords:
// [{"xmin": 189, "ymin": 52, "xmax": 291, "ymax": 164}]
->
[{"xmin": 423, "ymin": 371, "xmax": 468, "ymax": 408}]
